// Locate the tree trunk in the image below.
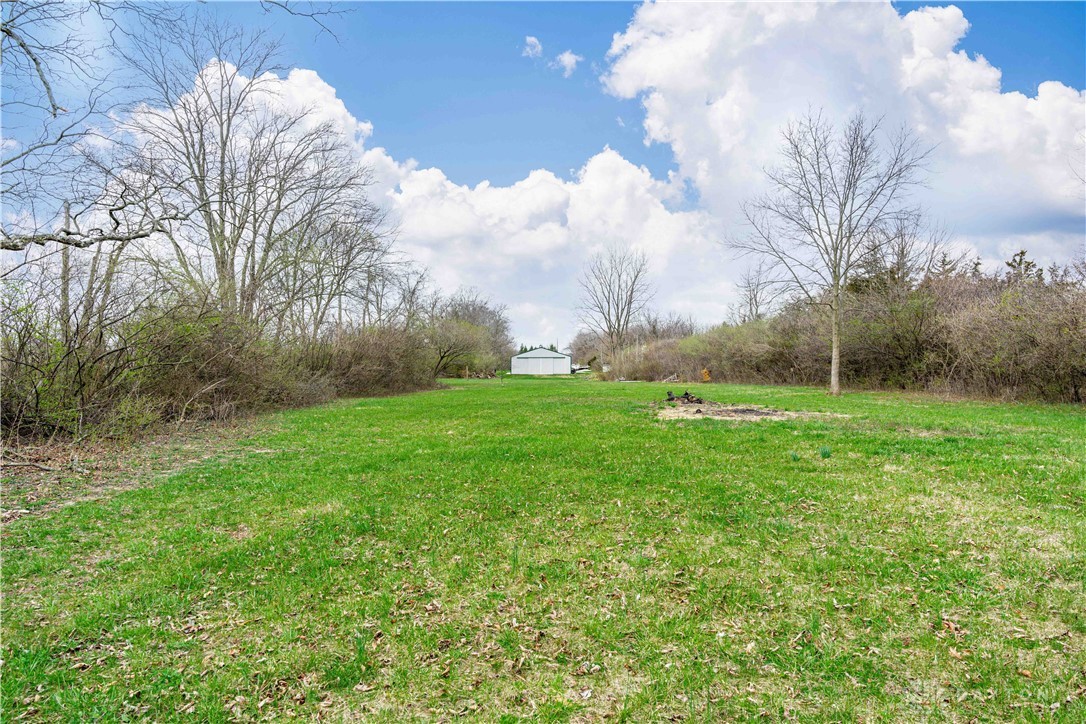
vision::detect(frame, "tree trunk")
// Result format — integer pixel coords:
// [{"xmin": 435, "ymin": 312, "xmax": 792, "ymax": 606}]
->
[
  {"xmin": 59, "ymin": 202, "xmax": 71, "ymax": 340},
  {"xmin": 60, "ymin": 247, "xmax": 71, "ymax": 339},
  {"xmin": 830, "ymin": 298, "xmax": 841, "ymax": 396}
]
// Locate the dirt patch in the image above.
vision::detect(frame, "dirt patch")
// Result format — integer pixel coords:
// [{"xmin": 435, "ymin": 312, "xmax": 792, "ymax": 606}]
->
[
  {"xmin": 1, "ymin": 417, "xmax": 277, "ymax": 524},
  {"xmin": 656, "ymin": 400, "xmax": 809, "ymax": 422}
]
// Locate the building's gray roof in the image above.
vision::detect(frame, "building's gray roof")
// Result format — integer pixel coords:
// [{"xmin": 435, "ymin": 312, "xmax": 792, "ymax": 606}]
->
[{"xmin": 512, "ymin": 347, "xmax": 571, "ymax": 359}]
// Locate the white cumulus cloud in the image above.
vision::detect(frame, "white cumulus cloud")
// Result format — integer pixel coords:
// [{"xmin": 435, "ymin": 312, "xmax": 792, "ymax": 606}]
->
[
  {"xmin": 603, "ymin": 1, "xmax": 1085, "ymax": 252},
  {"xmin": 382, "ymin": 147, "xmax": 716, "ymax": 341},
  {"xmin": 550, "ymin": 50, "xmax": 584, "ymax": 78},
  {"xmin": 522, "ymin": 36, "xmax": 543, "ymax": 59}
]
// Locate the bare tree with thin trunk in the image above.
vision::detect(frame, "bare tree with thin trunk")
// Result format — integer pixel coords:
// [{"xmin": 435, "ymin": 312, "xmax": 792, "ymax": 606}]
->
[
  {"xmin": 577, "ymin": 247, "xmax": 654, "ymax": 362},
  {"xmin": 733, "ymin": 111, "xmax": 931, "ymax": 395}
]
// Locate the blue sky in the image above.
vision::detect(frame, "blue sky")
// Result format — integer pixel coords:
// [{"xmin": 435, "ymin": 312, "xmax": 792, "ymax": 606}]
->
[
  {"xmin": 216, "ymin": 1, "xmax": 1083, "ymax": 189},
  {"xmin": 896, "ymin": 2, "xmax": 1085, "ymax": 92},
  {"xmin": 215, "ymin": 2, "xmax": 673, "ymax": 186}
]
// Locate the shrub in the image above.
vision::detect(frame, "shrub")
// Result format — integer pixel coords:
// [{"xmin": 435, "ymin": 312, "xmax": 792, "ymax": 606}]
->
[{"xmin": 607, "ymin": 254, "xmax": 1085, "ymax": 402}]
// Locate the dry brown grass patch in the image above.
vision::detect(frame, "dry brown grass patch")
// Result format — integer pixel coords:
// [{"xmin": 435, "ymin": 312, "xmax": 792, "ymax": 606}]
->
[{"xmin": 656, "ymin": 400, "xmax": 835, "ymax": 422}]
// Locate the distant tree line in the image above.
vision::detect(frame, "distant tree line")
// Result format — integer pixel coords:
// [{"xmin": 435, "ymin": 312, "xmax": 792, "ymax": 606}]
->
[{"xmin": 585, "ymin": 249, "xmax": 1086, "ymax": 402}]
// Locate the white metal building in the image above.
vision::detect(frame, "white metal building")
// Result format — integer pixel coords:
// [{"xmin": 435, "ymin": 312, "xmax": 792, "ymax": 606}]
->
[{"xmin": 510, "ymin": 347, "xmax": 572, "ymax": 375}]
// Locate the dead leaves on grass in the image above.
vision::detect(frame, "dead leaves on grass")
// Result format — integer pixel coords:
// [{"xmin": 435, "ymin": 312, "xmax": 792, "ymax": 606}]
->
[{"xmin": 1, "ymin": 419, "xmax": 276, "ymax": 523}]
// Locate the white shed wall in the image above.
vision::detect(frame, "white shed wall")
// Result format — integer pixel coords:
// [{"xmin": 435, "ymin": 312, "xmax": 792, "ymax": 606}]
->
[{"xmin": 510, "ymin": 352, "xmax": 571, "ymax": 375}]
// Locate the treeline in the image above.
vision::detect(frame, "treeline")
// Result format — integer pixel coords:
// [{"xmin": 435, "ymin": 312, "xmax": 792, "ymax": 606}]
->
[
  {"xmin": 1, "ymin": 16, "xmax": 512, "ymax": 439},
  {"xmin": 587, "ymin": 251, "xmax": 1086, "ymax": 402},
  {"xmin": 1, "ymin": 268, "xmax": 513, "ymax": 439}
]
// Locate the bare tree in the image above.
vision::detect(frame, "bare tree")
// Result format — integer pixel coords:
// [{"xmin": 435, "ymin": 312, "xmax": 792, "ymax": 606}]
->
[
  {"xmin": 1, "ymin": 1, "xmax": 345, "ymax": 253},
  {"xmin": 730, "ymin": 261, "xmax": 780, "ymax": 324},
  {"xmin": 634, "ymin": 312, "xmax": 698, "ymax": 342},
  {"xmin": 2, "ymin": 141, "xmax": 185, "ymax": 253},
  {"xmin": 2, "ymin": 5, "xmax": 453, "ymax": 439},
  {"xmin": 858, "ymin": 215, "xmax": 956, "ymax": 288},
  {"xmin": 357, "ymin": 263, "xmax": 429, "ymax": 330},
  {"xmin": 117, "ymin": 18, "xmax": 374, "ymax": 320},
  {"xmin": 425, "ymin": 318, "xmax": 485, "ymax": 378},
  {"xmin": 734, "ymin": 111, "xmax": 931, "ymax": 395},
  {"xmin": 0, "ymin": 1, "xmax": 184, "ymax": 252},
  {"xmin": 271, "ymin": 208, "xmax": 394, "ymax": 344},
  {"xmin": 577, "ymin": 247, "xmax": 654, "ymax": 362}
]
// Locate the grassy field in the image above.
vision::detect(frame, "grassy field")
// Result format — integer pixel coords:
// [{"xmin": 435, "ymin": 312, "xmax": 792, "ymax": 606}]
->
[{"xmin": 3, "ymin": 377, "xmax": 1084, "ymax": 721}]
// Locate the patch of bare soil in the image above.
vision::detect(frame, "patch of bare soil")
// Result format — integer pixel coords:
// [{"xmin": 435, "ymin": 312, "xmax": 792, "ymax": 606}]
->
[
  {"xmin": 1, "ymin": 417, "xmax": 277, "ymax": 524},
  {"xmin": 655, "ymin": 391, "xmax": 823, "ymax": 422},
  {"xmin": 657, "ymin": 402, "xmax": 803, "ymax": 422}
]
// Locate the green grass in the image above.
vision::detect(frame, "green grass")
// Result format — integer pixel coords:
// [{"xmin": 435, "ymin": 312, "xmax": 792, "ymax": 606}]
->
[{"xmin": 3, "ymin": 377, "xmax": 1085, "ymax": 721}]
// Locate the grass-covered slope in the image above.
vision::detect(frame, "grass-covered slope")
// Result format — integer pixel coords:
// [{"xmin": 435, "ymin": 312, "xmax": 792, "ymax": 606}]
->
[{"xmin": 3, "ymin": 378, "xmax": 1084, "ymax": 720}]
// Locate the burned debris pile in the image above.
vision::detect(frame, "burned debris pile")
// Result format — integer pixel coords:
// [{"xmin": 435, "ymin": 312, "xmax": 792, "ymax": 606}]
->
[
  {"xmin": 666, "ymin": 390, "xmax": 704, "ymax": 405},
  {"xmin": 657, "ymin": 391, "xmax": 805, "ymax": 422}
]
